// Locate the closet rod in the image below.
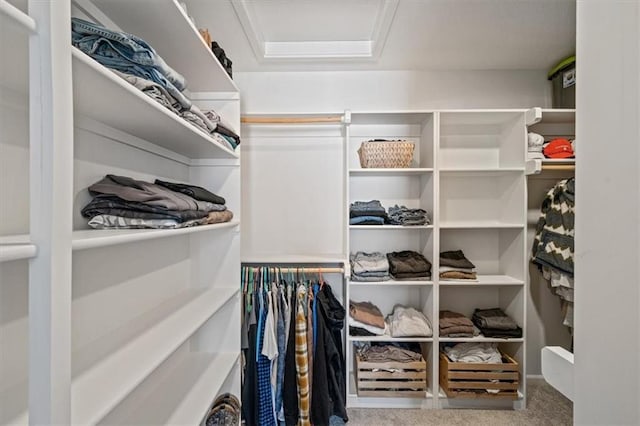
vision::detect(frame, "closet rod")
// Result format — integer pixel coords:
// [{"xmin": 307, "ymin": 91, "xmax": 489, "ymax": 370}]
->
[
  {"xmin": 542, "ymin": 165, "xmax": 575, "ymax": 171},
  {"xmin": 241, "ymin": 116, "xmax": 344, "ymax": 124},
  {"xmin": 244, "ymin": 267, "xmax": 345, "ymax": 274}
]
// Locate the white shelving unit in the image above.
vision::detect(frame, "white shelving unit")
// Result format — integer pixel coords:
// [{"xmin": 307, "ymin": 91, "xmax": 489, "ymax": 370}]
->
[
  {"xmin": 345, "ymin": 110, "xmax": 527, "ymax": 410},
  {"xmin": 0, "ymin": 1, "xmax": 241, "ymax": 424}
]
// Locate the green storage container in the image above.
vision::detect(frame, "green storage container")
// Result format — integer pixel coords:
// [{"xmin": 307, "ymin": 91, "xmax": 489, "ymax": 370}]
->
[{"xmin": 548, "ymin": 55, "xmax": 576, "ymax": 108}]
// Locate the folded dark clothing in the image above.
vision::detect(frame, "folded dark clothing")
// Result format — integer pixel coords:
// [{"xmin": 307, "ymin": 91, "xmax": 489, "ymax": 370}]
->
[
  {"xmin": 472, "ymin": 308, "xmax": 519, "ymax": 330},
  {"xmin": 479, "ymin": 326, "xmax": 523, "ymax": 338},
  {"xmin": 440, "ymin": 310, "xmax": 474, "ymax": 328},
  {"xmin": 216, "ymin": 123, "xmax": 241, "ymax": 145},
  {"xmin": 155, "ymin": 179, "xmax": 225, "ymax": 205},
  {"xmin": 349, "ymin": 210, "xmax": 388, "ymax": 219},
  {"xmin": 387, "ymin": 251, "xmax": 432, "ymax": 275},
  {"xmin": 440, "ymin": 325, "xmax": 475, "ymax": 336},
  {"xmin": 387, "ymin": 205, "xmax": 430, "ymax": 226},
  {"xmin": 391, "ymin": 272, "xmax": 431, "ymax": 280},
  {"xmin": 349, "ymin": 326, "xmax": 377, "ymax": 337},
  {"xmin": 81, "ymin": 195, "xmax": 210, "ymax": 222},
  {"xmin": 440, "ymin": 250, "xmax": 476, "ymax": 269},
  {"xmin": 440, "ymin": 271, "xmax": 477, "ymax": 280}
]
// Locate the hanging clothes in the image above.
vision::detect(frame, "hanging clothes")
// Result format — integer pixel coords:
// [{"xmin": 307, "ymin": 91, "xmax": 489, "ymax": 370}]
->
[
  {"xmin": 532, "ymin": 177, "xmax": 575, "ymax": 329},
  {"xmin": 241, "ymin": 266, "xmax": 348, "ymax": 426}
]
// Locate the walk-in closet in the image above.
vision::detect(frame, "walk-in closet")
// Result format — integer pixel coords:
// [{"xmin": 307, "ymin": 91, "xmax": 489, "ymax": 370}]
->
[{"xmin": 1, "ymin": 0, "xmax": 639, "ymax": 425}]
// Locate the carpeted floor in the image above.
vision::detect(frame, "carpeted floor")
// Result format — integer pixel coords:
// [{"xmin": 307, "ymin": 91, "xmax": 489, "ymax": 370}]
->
[{"xmin": 346, "ymin": 379, "xmax": 572, "ymax": 426}]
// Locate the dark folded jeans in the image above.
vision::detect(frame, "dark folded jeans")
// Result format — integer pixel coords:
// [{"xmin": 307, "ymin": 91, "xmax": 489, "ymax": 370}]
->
[
  {"xmin": 387, "ymin": 251, "xmax": 432, "ymax": 275},
  {"xmin": 479, "ymin": 326, "xmax": 523, "ymax": 338},
  {"xmin": 155, "ymin": 179, "xmax": 226, "ymax": 205},
  {"xmin": 81, "ymin": 195, "xmax": 209, "ymax": 222}
]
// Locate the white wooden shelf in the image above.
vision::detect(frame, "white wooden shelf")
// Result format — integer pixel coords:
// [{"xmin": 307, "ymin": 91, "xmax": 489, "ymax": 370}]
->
[
  {"xmin": 439, "ymin": 275, "xmax": 524, "ymax": 286},
  {"xmin": 349, "ymin": 225, "xmax": 433, "ymax": 230},
  {"xmin": 0, "ymin": 0, "xmax": 36, "ymax": 33},
  {"xmin": 348, "ymin": 336, "xmax": 433, "ymax": 342},
  {"xmin": 439, "ymin": 168, "xmax": 524, "ymax": 173},
  {"xmin": 242, "ymin": 254, "xmax": 346, "ymax": 264},
  {"xmin": 0, "ymin": 380, "xmax": 27, "ymax": 425},
  {"xmin": 439, "ymin": 336, "xmax": 524, "ymax": 343},
  {"xmin": 350, "ymin": 168, "xmax": 433, "ymax": 176},
  {"xmin": 542, "ymin": 158, "xmax": 575, "ymax": 164},
  {"xmin": 349, "ymin": 280, "xmax": 433, "ymax": 286},
  {"xmin": 91, "ymin": 0, "xmax": 237, "ymax": 93},
  {"xmin": 101, "ymin": 352, "xmax": 239, "ymax": 425},
  {"xmin": 439, "ymin": 222, "xmax": 524, "ymax": 229},
  {"xmin": 71, "ymin": 221, "xmax": 239, "ymax": 251},
  {"xmin": 0, "ymin": 235, "xmax": 36, "ymax": 262},
  {"xmin": 72, "ymin": 48, "xmax": 239, "ymax": 160},
  {"xmin": 71, "ymin": 286, "xmax": 238, "ymax": 425}
]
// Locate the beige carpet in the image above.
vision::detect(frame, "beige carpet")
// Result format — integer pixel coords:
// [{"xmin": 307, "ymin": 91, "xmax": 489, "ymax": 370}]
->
[{"xmin": 347, "ymin": 379, "xmax": 572, "ymax": 426}]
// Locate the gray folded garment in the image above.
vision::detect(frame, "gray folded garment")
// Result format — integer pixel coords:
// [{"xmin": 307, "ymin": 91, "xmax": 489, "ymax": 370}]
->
[
  {"xmin": 350, "ymin": 251, "xmax": 390, "ymax": 274},
  {"xmin": 350, "ymin": 200, "xmax": 386, "ymax": 213},
  {"xmin": 351, "ymin": 274, "xmax": 391, "ymax": 282}
]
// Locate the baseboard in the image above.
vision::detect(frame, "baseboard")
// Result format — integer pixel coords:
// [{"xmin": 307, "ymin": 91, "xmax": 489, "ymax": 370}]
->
[{"xmin": 527, "ymin": 374, "xmax": 544, "ymax": 380}]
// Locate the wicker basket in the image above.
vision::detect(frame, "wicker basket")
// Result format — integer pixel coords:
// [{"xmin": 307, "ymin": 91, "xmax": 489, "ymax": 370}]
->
[{"xmin": 357, "ymin": 140, "xmax": 415, "ymax": 168}]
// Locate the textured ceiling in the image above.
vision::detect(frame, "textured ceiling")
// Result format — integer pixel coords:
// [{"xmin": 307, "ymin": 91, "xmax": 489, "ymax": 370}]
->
[{"xmin": 185, "ymin": 0, "xmax": 576, "ymax": 72}]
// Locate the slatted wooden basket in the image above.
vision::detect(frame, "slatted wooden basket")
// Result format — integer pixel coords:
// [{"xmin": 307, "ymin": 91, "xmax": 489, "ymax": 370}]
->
[
  {"xmin": 355, "ymin": 353, "xmax": 428, "ymax": 398},
  {"xmin": 439, "ymin": 352, "xmax": 519, "ymax": 399},
  {"xmin": 357, "ymin": 140, "xmax": 415, "ymax": 168}
]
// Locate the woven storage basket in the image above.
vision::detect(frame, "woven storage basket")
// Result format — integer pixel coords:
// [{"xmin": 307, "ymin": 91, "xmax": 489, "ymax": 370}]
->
[{"xmin": 357, "ymin": 140, "xmax": 415, "ymax": 168}]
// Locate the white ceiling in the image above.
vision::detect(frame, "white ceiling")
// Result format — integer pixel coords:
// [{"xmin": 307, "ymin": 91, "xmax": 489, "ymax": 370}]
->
[{"xmin": 185, "ymin": 0, "xmax": 576, "ymax": 72}]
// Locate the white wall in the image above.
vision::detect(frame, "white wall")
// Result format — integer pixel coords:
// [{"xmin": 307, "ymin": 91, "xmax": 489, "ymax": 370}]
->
[
  {"xmin": 237, "ymin": 68, "xmax": 564, "ymax": 376},
  {"xmin": 574, "ymin": 1, "xmax": 640, "ymax": 425},
  {"xmin": 235, "ymin": 70, "xmax": 551, "ymax": 113}
]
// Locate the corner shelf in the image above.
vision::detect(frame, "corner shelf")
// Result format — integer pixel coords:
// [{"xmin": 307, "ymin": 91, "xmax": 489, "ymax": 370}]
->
[
  {"xmin": 100, "ymin": 352, "xmax": 239, "ymax": 425},
  {"xmin": 71, "ymin": 221, "xmax": 239, "ymax": 251},
  {"xmin": 71, "ymin": 286, "xmax": 238, "ymax": 425},
  {"xmin": 72, "ymin": 48, "xmax": 238, "ymax": 160}
]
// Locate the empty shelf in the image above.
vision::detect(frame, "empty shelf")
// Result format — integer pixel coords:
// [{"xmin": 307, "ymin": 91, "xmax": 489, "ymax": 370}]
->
[
  {"xmin": 72, "ymin": 221, "xmax": 239, "ymax": 251},
  {"xmin": 0, "ymin": 235, "xmax": 36, "ymax": 262},
  {"xmin": 439, "ymin": 222, "xmax": 524, "ymax": 229},
  {"xmin": 72, "ymin": 48, "xmax": 238, "ymax": 160},
  {"xmin": 101, "ymin": 352, "xmax": 239, "ymax": 425},
  {"xmin": 439, "ymin": 275, "xmax": 524, "ymax": 286},
  {"xmin": 350, "ymin": 168, "xmax": 433, "ymax": 176},
  {"xmin": 91, "ymin": 0, "xmax": 237, "ymax": 93},
  {"xmin": 71, "ymin": 286, "xmax": 238, "ymax": 425}
]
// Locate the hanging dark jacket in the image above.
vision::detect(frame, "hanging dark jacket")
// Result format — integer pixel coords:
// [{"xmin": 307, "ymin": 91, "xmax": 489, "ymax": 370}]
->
[{"xmin": 310, "ymin": 285, "xmax": 348, "ymax": 424}]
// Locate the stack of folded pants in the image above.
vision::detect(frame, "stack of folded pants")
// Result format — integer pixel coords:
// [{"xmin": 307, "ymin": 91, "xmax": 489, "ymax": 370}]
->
[
  {"xmin": 472, "ymin": 308, "xmax": 523, "ymax": 338},
  {"xmin": 387, "ymin": 305, "xmax": 432, "ymax": 337},
  {"xmin": 349, "ymin": 300, "xmax": 386, "ymax": 336},
  {"xmin": 439, "ymin": 250, "xmax": 477, "ymax": 280},
  {"xmin": 439, "ymin": 310, "xmax": 479, "ymax": 338},
  {"xmin": 349, "ymin": 200, "xmax": 388, "ymax": 225},
  {"xmin": 387, "ymin": 250, "xmax": 432, "ymax": 280},
  {"xmin": 81, "ymin": 175, "xmax": 233, "ymax": 229},
  {"xmin": 71, "ymin": 18, "xmax": 240, "ymax": 151},
  {"xmin": 350, "ymin": 251, "xmax": 390, "ymax": 282},
  {"xmin": 388, "ymin": 205, "xmax": 430, "ymax": 226}
]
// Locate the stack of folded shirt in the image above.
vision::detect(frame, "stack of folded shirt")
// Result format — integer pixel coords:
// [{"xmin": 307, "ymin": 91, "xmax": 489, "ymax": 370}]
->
[
  {"xmin": 387, "ymin": 305, "xmax": 432, "ymax": 337},
  {"xmin": 349, "ymin": 300, "xmax": 387, "ymax": 336},
  {"xmin": 350, "ymin": 252, "xmax": 390, "ymax": 282},
  {"xmin": 81, "ymin": 175, "xmax": 233, "ymax": 229},
  {"xmin": 349, "ymin": 200, "xmax": 388, "ymax": 225},
  {"xmin": 439, "ymin": 250, "xmax": 477, "ymax": 280},
  {"xmin": 387, "ymin": 251, "xmax": 432, "ymax": 280},
  {"xmin": 387, "ymin": 205, "xmax": 430, "ymax": 226},
  {"xmin": 71, "ymin": 18, "xmax": 240, "ymax": 151},
  {"xmin": 357, "ymin": 342, "xmax": 423, "ymax": 363},
  {"xmin": 439, "ymin": 310, "xmax": 480, "ymax": 338},
  {"xmin": 444, "ymin": 342, "xmax": 502, "ymax": 363},
  {"xmin": 472, "ymin": 308, "xmax": 523, "ymax": 338}
]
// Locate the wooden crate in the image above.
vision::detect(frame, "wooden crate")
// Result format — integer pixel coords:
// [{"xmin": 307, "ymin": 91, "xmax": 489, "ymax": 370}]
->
[
  {"xmin": 439, "ymin": 352, "xmax": 519, "ymax": 400},
  {"xmin": 355, "ymin": 353, "xmax": 428, "ymax": 398}
]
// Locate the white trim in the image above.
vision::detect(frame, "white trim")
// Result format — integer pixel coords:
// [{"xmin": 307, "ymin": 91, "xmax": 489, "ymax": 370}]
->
[
  {"xmin": 230, "ymin": 0, "xmax": 266, "ymax": 60},
  {"xmin": 0, "ymin": 0, "xmax": 36, "ymax": 33},
  {"xmin": 264, "ymin": 40, "xmax": 372, "ymax": 59},
  {"xmin": 371, "ymin": 0, "xmax": 399, "ymax": 59}
]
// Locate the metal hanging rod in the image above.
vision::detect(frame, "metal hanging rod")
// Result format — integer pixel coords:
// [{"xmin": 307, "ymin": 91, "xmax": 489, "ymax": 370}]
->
[
  {"xmin": 243, "ymin": 266, "xmax": 344, "ymax": 274},
  {"xmin": 542, "ymin": 164, "xmax": 575, "ymax": 171},
  {"xmin": 241, "ymin": 116, "xmax": 345, "ymax": 124}
]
